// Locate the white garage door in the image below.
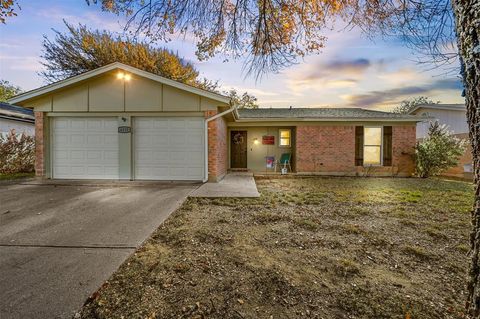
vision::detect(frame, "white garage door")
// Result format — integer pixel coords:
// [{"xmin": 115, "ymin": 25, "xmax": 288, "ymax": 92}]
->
[
  {"xmin": 52, "ymin": 117, "xmax": 119, "ymax": 179},
  {"xmin": 134, "ymin": 117, "xmax": 205, "ymax": 180}
]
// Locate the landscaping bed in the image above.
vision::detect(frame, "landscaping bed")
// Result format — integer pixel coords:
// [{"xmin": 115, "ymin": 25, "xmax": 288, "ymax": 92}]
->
[
  {"xmin": 79, "ymin": 177, "xmax": 473, "ymax": 319},
  {"xmin": 0, "ymin": 172, "xmax": 34, "ymax": 181}
]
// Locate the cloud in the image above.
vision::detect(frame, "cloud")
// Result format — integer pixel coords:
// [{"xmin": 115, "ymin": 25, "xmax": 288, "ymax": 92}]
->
[
  {"xmin": 0, "ymin": 55, "xmax": 41, "ymax": 72},
  {"xmin": 324, "ymin": 79, "xmax": 358, "ymax": 88},
  {"xmin": 285, "ymin": 57, "xmax": 392, "ymax": 93},
  {"xmin": 224, "ymin": 86, "xmax": 278, "ymax": 97},
  {"xmin": 345, "ymin": 77, "xmax": 463, "ymax": 108},
  {"xmin": 302, "ymin": 58, "xmax": 372, "ymax": 81}
]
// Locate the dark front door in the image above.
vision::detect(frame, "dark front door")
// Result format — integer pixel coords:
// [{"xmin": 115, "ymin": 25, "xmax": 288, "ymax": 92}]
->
[{"xmin": 231, "ymin": 131, "xmax": 247, "ymax": 168}]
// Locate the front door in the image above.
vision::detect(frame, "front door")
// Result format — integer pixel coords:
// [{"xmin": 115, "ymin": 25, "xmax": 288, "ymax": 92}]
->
[{"xmin": 231, "ymin": 131, "xmax": 247, "ymax": 168}]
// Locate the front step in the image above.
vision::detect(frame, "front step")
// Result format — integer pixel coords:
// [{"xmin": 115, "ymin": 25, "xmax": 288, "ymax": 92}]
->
[{"xmin": 229, "ymin": 168, "xmax": 250, "ymax": 172}]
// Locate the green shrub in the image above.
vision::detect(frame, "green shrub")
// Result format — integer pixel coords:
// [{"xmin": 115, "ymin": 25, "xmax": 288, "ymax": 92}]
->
[
  {"xmin": 414, "ymin": 122, "xmax": 466, "ymax": 178},
  {"xmin": 0, "ymin": 129, "xmax": 35, "ymax": 174}
]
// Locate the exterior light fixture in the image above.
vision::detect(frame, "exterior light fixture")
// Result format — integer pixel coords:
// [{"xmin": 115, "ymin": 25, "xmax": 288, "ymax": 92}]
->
[
  {"xmin": 117, "ymin": 72, "xmax": 131, "ymax": 81},
  {"xmin": 253, "ymin": 138, "xmax": 259, "ymax": 145}
]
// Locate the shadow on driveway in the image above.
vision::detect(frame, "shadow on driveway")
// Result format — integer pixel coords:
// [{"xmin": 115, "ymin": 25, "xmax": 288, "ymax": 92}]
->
[{"xmin": 0, "ymin": 182, "xmax": 197, "ymax": 319}]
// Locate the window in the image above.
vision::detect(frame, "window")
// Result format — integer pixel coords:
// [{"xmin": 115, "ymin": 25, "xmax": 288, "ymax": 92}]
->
[
  {"xmin": 363, "ymin": 127, "xmax": 382, "ymax": 165},
  {"xmin": 279, "ymin": 129, "xmax": 291, "ymax": 147}
]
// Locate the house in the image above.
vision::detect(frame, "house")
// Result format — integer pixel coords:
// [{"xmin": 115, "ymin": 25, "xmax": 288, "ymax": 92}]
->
[
  {"xmin": 9, "ymin": 62, "xmax": 424, "ymax": 182},
  {"xmin": 0, "ymin": 102, "xmax": 35, "ymax": 136},
  {"xmin": 408, "ymin": 103, "xmax": 472, "ymax": 179}
]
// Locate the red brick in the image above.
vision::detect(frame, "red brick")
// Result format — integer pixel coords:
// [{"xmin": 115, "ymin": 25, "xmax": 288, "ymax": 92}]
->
[
  {"xmin": 205, "ymin": 111, "xmax": 227, "ymax": 181},
  {"xmin": 295, "ymin": 125, "xmax": 416, "ymax": 176},
  {"xmin": 34, "ymin": 111, "xmax": 46, "ymax": 177}
]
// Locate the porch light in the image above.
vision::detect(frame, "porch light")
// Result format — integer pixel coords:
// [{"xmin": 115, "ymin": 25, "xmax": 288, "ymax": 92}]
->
[
  {"xmin": 117, "ymin": 72, "xmax": 131, "ymax": 81},
  {"xmin": 253, "ymin": 138, "xmax": 259, "ymax": 145}
]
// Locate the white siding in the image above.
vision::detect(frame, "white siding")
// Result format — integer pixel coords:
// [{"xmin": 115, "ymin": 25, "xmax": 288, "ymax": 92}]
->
[
  {"xmin": 0, "ymin": 118, "xmax": 34, "ymax": 136},
  {"xmin": 413, "ymin": 108, "xmax": 468, "ymax": 138}
]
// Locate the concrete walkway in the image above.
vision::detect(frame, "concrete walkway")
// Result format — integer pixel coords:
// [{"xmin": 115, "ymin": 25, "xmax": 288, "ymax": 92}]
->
[
  {"xmin": 0, "ymin": 183, "xmax": 196, "ymax": 319},
  {"xmin": 190, "ymin": 172, "xmax": 260, "ymax": 198}
]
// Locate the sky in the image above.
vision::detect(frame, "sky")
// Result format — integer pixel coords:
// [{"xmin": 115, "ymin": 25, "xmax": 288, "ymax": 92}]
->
[{"xmin": 0, "ymin": 0, "xmax": 465, "ymax": 111}]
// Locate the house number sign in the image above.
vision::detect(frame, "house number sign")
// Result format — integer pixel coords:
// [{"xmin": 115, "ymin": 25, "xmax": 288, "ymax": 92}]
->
[{"xmin": 118, "ymin": 126, "xmax": 131, "ymax": 133}]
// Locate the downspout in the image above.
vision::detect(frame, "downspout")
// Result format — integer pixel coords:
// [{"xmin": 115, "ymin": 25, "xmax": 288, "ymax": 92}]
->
[{"xmin": 203, "ymin": 103, "xmax": 238, "ymax": 182}]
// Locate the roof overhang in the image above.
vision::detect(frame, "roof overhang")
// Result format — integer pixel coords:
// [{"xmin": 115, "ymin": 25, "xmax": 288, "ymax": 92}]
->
[
  {"xmin": 0, "ymin": 114, "xmax": 35, "ymax": 123},
  {"xmin": 8, "ymin": 62, "xmax": 231, "ymax": 106},
  {"xmin": 231, "ymin": 116, "xmax": 430, "ymax": 123},
  {"xmin": 408, "ymin": 104, "xmax": 466, "ymax": 114}
]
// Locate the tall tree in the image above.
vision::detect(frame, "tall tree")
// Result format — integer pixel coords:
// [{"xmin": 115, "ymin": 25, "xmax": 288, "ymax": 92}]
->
[
  {"xmin": 451, "ymin": 1, "xmax": 480, "ymax": 316},
  {"xmin": 86, "ymin": 0, "xmax": 479, "ymax": 315},
  {"xmin": 41, "ymin": 22, "xmax": 207, "ymax": 88},
  {"xmin": 0, "ymin": 80, "xmax": 22, "ymax": 102},
  {"xmin": 392, "ymin": 96, "xmax": 440, "ymax": 114}
]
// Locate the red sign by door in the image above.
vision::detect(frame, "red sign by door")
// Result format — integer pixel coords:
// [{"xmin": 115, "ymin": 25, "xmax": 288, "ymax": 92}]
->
[{"xmin": 262, "ymin": 135, "xmax": 275, "ymax": 145}]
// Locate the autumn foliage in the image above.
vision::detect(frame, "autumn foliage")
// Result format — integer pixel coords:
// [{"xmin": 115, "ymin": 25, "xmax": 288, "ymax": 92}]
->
[{"xmin": 0, "ymin": 129, "xmax": 35, "ymax": 174}]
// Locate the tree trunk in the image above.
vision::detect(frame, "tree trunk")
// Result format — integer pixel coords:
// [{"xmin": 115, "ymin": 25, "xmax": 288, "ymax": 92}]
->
[{"xmin": 451, "ymin": 0, "xmax": 480, "ymax": 317}]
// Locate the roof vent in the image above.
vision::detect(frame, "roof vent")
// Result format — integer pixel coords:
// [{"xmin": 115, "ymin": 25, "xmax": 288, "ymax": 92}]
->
[{"xmin": 289, "ymin": 105, "xmax": 293, "ymax": 110}]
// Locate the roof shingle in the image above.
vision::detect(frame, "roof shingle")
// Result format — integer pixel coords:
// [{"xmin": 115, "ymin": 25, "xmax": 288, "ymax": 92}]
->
[{"xmin": 237, "ymin": 107, "xmax": 422, "ymax": 120}]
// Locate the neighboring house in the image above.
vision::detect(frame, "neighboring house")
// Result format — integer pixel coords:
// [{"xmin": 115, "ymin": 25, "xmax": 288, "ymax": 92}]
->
[
  {"xmin": 409, "ymin": 104, "xmax": 472, "ymax": 179},
  {"xmin": 9, "ymin": 62, "xmax": 424, "ymax": 182},
  {"xmin": 0, "ymin": 102, "xmax": 35, "ymax": 136}
]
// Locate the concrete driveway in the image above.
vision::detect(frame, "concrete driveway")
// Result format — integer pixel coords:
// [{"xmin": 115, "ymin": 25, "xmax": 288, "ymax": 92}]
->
[{"xmin": 0, "ymin": 182, "xmax": 197, "ymax": 319}]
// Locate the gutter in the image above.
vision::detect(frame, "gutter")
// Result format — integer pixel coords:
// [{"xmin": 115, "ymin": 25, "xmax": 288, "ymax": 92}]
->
[
  {"xmin": 0, "ymin": 114, "xmax": 35, "ymax": 124},
  {"xmin": 231, "ymin": 116, "xmax": 430, "ymax": 123},
  {"xmin": 203, "ymin": 103, "xmax": 237, "ymax": 183}
]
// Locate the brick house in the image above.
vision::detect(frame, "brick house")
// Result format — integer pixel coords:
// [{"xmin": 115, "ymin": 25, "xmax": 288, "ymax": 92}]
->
[{"xmin": 9, "ymin": 62, "xmax": 423, "ymax": 182}]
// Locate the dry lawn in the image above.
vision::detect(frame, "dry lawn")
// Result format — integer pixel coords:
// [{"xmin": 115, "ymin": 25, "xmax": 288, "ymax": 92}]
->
[{"xmin": 79, "ymin": 177, "xmax": 474, "ymax": 319}]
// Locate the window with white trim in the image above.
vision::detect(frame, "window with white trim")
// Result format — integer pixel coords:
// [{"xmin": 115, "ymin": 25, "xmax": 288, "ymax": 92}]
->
[
  {"xmin": 279, "ymin": 129, "xmax": 291, "ymax": 147},
  {"xmin": 363, "ymin": 127, "xmax": 382, "ymax": 165}
]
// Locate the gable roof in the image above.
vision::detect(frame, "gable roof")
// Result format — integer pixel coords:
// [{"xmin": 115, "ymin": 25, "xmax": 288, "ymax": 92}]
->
[
  {"xmin": 408, "ymin": 103, "xmax": 465, "ymax": 114},
  {"xmin": 8, "ymin": 62, "xmax": 231, "ymax": 105},
  {"xmin": 0, "ymin": 102, "xmax": 35, "ymax": 123},
  {"xmin": 236, "ymin": 107, "xmax": 426, "ymax": 122}
]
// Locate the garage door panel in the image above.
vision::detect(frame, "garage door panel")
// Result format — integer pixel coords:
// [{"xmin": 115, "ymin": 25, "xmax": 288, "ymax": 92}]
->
[
  {"xmin": 104, "ymin": 134, "xmax": 118, "ymax": 145},
  {"xmin": 168, "ymin": 119, "xmax": 186, "ymax": 128},
  {"xmin": 170, "ymin": 135, "xmax": 186, "ymax": 145},
  {"xmin": 188, "ymin": 167, "xmax": 204, "ymax": 178},
  {"xmin": 153, "ymin": 120, "xmax": 169, "ymax": 129},
  {"xmin": 104, "ymin": 150, "xmax": 118, "ymax": 160},
  {"xmin": 52, "ymin": 117, "xmax": 119, "ymax": 179},
  {"xmin": 70, "ymin": 150, "xmax": 84, "ymax": 160},
  {"xmin": 71, "ymin": 119, "xmax": 86, "ymax": 129},
  {"xmin": 134, "ymin": 117, "xmax": 205, "ymax": 181},
  {"xmin": 71, "ymin": 166, "xmax": 86, "ymax": 175},
  {"xmin": 187, "ymin": 120, "xmax": 204, "ymax": 129},
  {"xmin": 54, "ymin": 150, "xmax": 68, "ymax": 160},
  {"xmin": 53, "ymin": 120, "xmax": 68, "ymax": 129}
]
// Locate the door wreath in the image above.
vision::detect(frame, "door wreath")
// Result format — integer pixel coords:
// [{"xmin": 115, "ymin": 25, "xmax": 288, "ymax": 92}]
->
[{"xmin": 233, "ymin": 133, "xmax": 245, "ymax": 145}]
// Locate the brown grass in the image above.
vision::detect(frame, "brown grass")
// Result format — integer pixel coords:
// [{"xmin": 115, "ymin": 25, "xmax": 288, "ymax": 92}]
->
[{"xmin": 79, "ymin": 177, "xmax": 473, "ymax": 319}]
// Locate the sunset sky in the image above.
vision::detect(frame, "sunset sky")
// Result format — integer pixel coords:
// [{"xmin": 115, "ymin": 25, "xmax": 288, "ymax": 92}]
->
[{"xmin": 0, "ymin": 0, "xmax": 465, "ymax": 111}]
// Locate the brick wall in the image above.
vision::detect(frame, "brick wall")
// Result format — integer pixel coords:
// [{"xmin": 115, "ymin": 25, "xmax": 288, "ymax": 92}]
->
[
  {"xmin": 295, "ymin": 124, "xmax": 416, "ymax": 176},
  {"xmin": 296, "ymin": 126, "xmax": 356, "ymax": 174},
  {"xmin": 206, "ymin": 111, "xmax": 228, "ymax": 181},
  {"xmin": 34, "ymin": 111, "xmax": 46, "ymax": 177},
  {"xmin": 391, "ymin": 125, "xmax": 416, "ymax": 176},
  {"xmin": 439, "ymin": 133, "xmax": 473, "ymax": 179}
]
